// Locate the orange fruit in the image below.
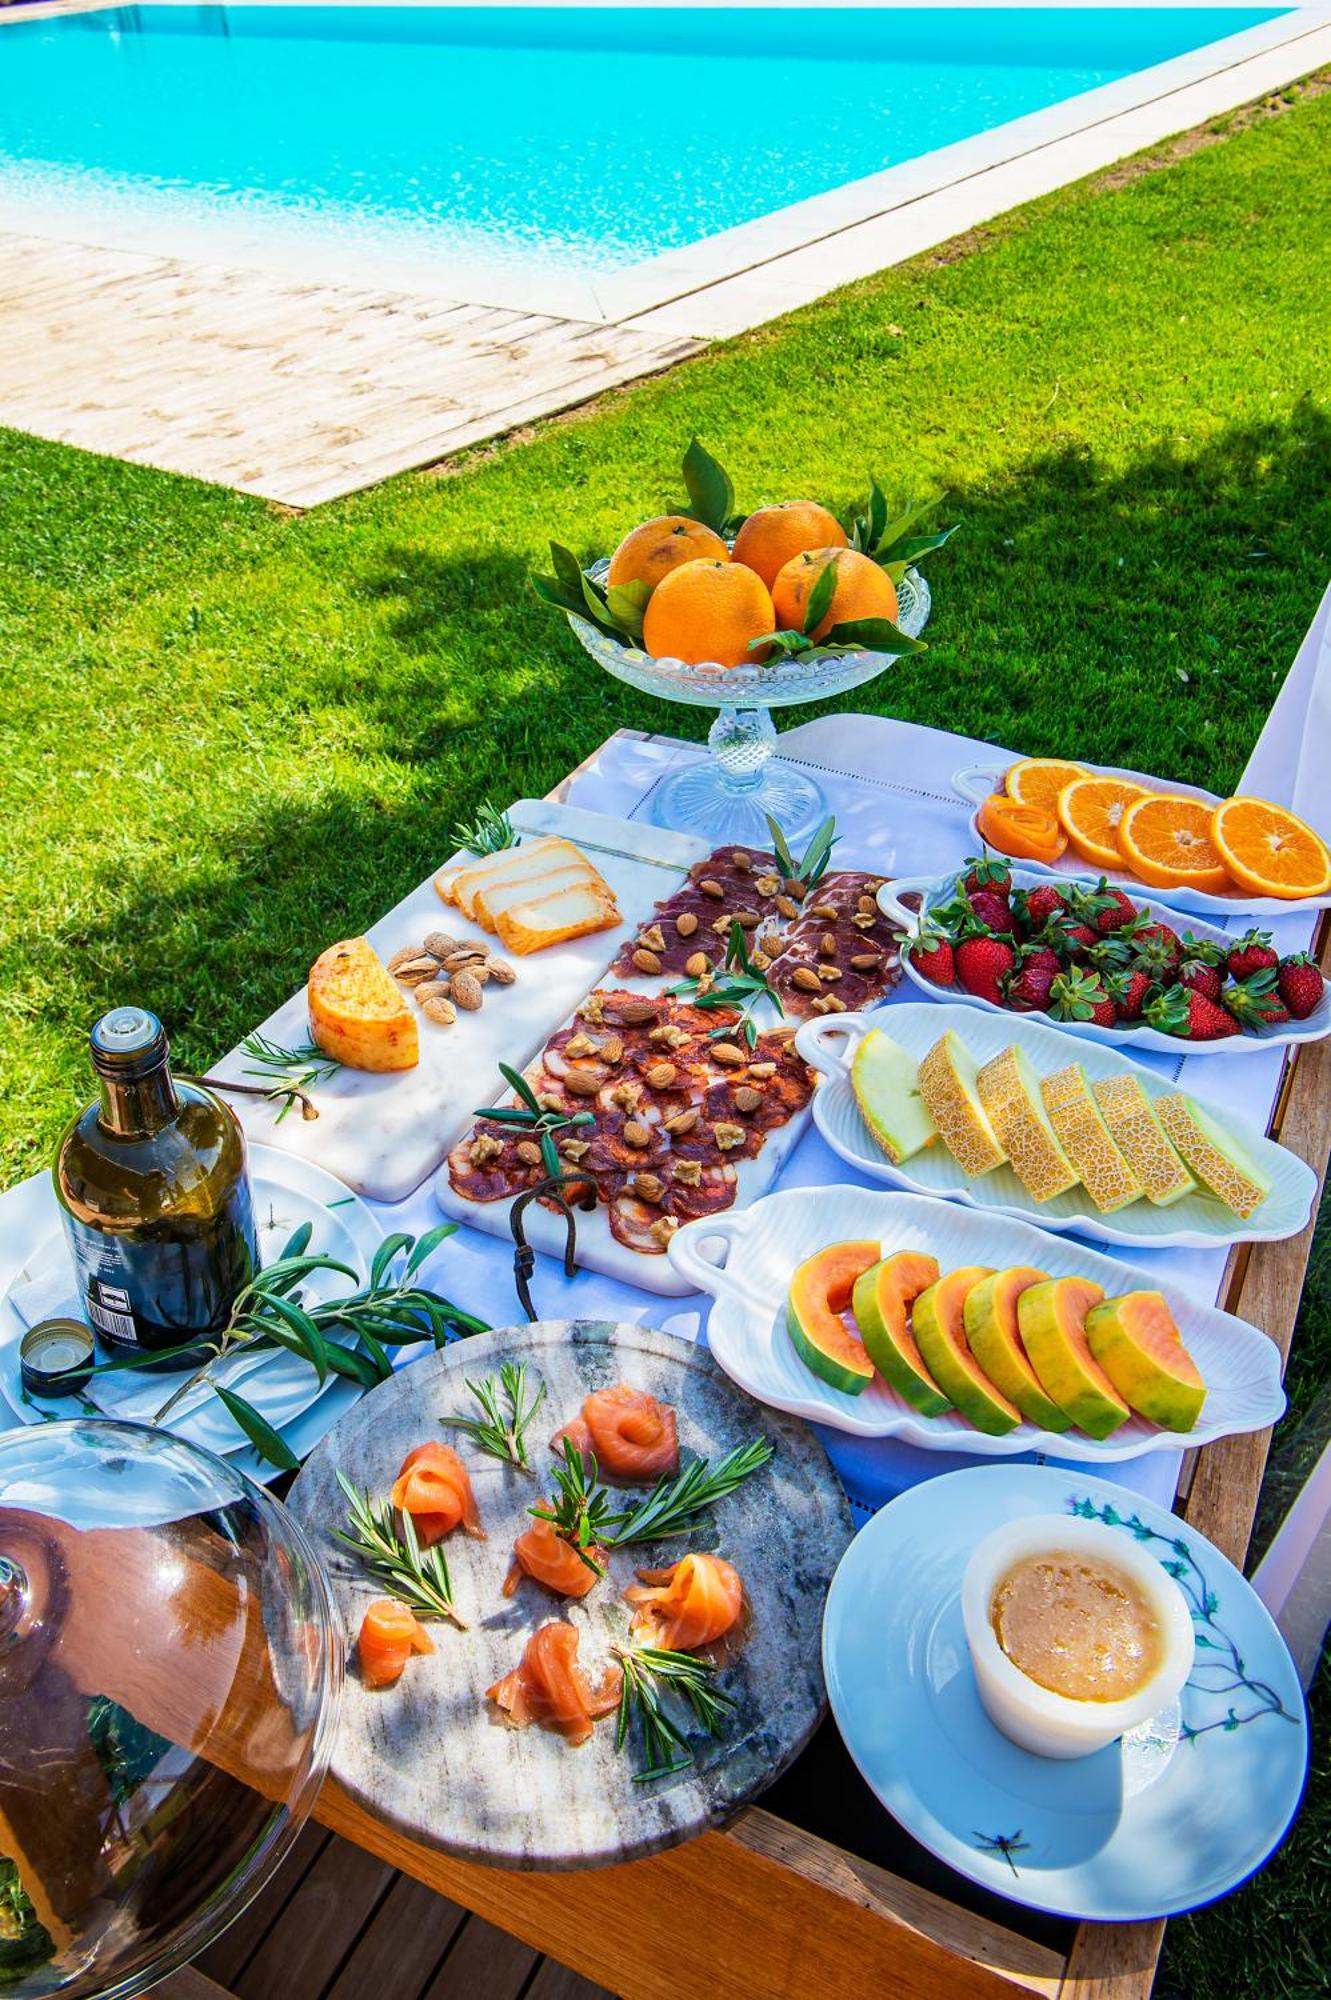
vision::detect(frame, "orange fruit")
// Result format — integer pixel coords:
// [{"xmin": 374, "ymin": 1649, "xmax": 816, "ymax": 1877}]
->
[
  {"xmin": 771, "ymin": 547, "xmax": 898, "ymax": 642},
  {"xmin": 1056, "ymin": 775, "xmax": 1149, "ymax": 870},
  {"xmin": 1117, "ymin": 794, "xmax": 1231, "ymax": 895},
  {"xmin": 1005, "ymin": 757, "xmax": 1092, "ymax": 818},
  {"xmin": 642, "ymin": 558, "xmax": 775, "ymax": 669},
  {"xmin": 976, "ymin": 793, "xmax": 1068, "ymax": 865},
  {"xmin": 1211, "ymin": 796, "xmax": 1331, "ymax": 900},
  {"xmin": 731, "ymin": 502, "xmax": 848, "ymax": 589},
  {"xmin": 607, "ymin": 515, "xmax": 729, "ymax": 591}
]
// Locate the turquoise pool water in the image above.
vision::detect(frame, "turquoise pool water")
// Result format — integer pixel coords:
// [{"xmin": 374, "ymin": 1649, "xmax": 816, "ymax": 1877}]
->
[{"xmin": 0, "ymin": 7, "xmax": 1286, "ymax": 277}]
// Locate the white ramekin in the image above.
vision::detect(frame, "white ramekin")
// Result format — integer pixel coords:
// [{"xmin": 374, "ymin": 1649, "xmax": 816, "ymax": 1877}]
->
[{"xmin": 961, "ymin": 1514, "xmax": 1196, "ymax": 1759}]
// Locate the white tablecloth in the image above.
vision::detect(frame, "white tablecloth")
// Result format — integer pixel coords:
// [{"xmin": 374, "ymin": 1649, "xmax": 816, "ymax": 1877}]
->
[{"xmin": 2, "ymin": 704, "xmax": 1319, "ymax": 1519}]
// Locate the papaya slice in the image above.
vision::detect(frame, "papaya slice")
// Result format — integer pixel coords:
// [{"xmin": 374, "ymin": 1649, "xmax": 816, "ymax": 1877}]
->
[
  {"xmin": 851, "ymin": 1251, "xmax": 949, "ymax": 1415},
  {"xmin": 1085, "ymin": 1291, "xmax": 1207, "ymax": 1431},
  {"xmin": 962, "ymin": 1267, "xmax": 1070, "ymax": 1432},
  {"xmin": 1016, "ymin": 1277, "xmax": 1128, "ymax": 1439},
  {"xmin": 911, "ymin": 1266, "xmax": 1022, "ymax": 1436},
  {"xmin": 786, "ymin": 1241, "xmax": 881, "ymax": 1396}
]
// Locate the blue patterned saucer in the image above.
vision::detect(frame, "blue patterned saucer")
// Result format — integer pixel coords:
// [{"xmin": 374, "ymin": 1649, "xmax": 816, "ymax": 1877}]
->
[{"xmin": 822, "ymin": 1465, "xmax": 1308, "ymax": 1921}]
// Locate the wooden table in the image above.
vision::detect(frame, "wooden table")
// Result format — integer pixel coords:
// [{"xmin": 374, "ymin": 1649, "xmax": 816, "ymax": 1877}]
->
[{"xmin": 282, "ymin": 737, "xmax": 1331, "ymax": 2000}]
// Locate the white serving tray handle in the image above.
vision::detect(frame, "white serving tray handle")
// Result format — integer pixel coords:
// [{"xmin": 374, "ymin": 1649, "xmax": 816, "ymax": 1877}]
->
[
  {"xmin": 667, "ymin": 1208, "xmax": 761, "ymax": 1300},
  {"xmin": 794, "ymin": 1013, "xmax": 873, "ymax": 1080},
  {"xmin": 875, "ymin": 874, "xmax": 933, "ymax": 933},
  {"xmin": 951, "ymin": 763, "xmax": 1005, "ymax": 807}
]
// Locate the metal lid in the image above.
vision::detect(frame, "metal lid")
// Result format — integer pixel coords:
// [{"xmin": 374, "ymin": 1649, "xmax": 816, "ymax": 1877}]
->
[
  {"xmin": 0, "ymin": 1420, "xmax": 342, "ymax": 1997},
  {"xmin": 89, "ymin": 1009, "xmax": 167, "ymax": 1078},
  {"xmin": 19, "ymin": 1321, "xmax": 94, "ymax": 1400}
]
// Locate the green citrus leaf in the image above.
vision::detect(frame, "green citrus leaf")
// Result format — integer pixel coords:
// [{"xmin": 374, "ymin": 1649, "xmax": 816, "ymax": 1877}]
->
[
  {"xmin": 681, "ymin": 437, "xmax": 735, "ymax": 534},
  {"xmin": 867, "ymin": 477, "xmax": 888, "ymax": 551},
  {"xmin": 549, "ymin": 541, "xmax": 586, "ymax": 596},
  {"xmin": 531, "ymin": 574, "xmax": 588, "ymax": 618},
  {"xmin": 823, "ymin": 615, "xmax": 927, "ymax": 656},
  {"xmin": 801, "ymin": 554, "xmax": 840, "ymax": 636},
  {"xmin": 606, "ymin": 579, "xmax": 651, "ymax": 644}
]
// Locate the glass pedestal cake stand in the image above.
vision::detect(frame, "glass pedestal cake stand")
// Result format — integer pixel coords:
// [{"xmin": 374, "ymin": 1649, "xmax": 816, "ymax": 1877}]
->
[{"xmin": 569, "ymin": 567, "xmax": 931, "ymax": 845}]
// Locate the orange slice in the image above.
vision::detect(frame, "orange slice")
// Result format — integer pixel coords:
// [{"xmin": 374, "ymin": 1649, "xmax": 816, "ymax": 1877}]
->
[
  {"xmin": 977, "ymin": 793, "xmax": 1068, "ymax": 865},
  {"xmin": 1212, "ymin": 796, "xmax": 1331, "ymax": 901},
  {"xmin": 1005, "ymin": 757, "xmax": 1092, "ymax": 817},
  {"xmin": 1056, "ymin": 776, "xmax": 1148, "ymax": 870},
  {"xmin": 1117, "ymin": 794, "xmax": 1231, "ymax": 895}
]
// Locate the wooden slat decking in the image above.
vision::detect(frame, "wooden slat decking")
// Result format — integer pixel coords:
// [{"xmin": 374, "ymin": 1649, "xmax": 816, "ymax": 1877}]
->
[
  {"xmin": 0, "ymin": 230, "xmax": 700, "ymax": 508},
  {"xmin": 178, "ymin": 1823, "xmax": 614, "ymax": 2000}
]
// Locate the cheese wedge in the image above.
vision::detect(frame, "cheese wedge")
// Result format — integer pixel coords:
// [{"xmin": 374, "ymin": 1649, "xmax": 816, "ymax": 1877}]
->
[
  {"xmin": 439, "ymin": 836, "xmax": 568, "ymax": 919},
  {"xmin": 309, "ymin": 937, "xmax": 419, "ymax": 1072},
  {"xmin": 494, "ymin": 882, "xmax": 620, "ymax": 956}
]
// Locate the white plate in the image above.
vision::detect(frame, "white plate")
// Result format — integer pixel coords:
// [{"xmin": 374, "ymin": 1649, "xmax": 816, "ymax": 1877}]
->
[
  {"xmin": 953, "ymin": 757, "xmax": 1331, "ymax": 919},
  {"xmin": 880, "ymin": 865, "xmax": 1331, "ymax": 1057},
  {"xmin": 823, "ymin": 1465, "xmax": 1307, "ymax": 1921},
  {"xmin": 668, "ymin": 1185, "xmax": 1284, "ymax": 1459},
  {"xmin": 796, "ymin": 1004, "xmax": 1318, "ymax": 1250},
  {"xmin": 0, "ymin": 1148, "xmax": 382, "ymax": 1455}
]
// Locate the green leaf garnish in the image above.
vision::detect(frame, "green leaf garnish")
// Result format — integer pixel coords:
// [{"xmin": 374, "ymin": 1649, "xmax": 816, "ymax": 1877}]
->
[
  {"xmin": 680, "ymin": 437, "xmax": 735, "ymax": 534},
  {"xmin": 441, "ymin": 1360, "xmax": 546, "ymax": 1472},
  {"xmin": 335, "ymin": 1471, "xmax": 465, "ymax": 1626},
  {"xmin": 801, "ymin": 553, "xmax": 840, "ymax": 637}
]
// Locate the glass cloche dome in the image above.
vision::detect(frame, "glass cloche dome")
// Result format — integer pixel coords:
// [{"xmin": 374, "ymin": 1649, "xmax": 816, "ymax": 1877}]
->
[{"xmin": 0, "ymin": 1420, "xmax": 342, "ymax": 1998}]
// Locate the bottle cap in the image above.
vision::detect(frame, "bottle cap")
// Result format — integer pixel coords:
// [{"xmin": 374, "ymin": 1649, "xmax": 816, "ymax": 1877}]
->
[
  {"xmin": 90, "ymin": 1007, "xmax": 168, "ymax": 1076},
  {"xmin": 19, "ymin": 1318, "xmax": 95, "ymax": 1398}
]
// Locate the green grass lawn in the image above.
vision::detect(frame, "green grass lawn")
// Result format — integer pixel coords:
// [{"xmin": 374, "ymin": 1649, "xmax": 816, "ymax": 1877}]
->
[{"xmin": 2, "ymin": 75, "xmax": 1329, "ymax": 1997}]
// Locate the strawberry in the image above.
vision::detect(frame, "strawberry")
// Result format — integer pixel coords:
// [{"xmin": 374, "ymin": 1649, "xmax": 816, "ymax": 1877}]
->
[
  {"xmin": 1004, "ymin": 944, "xmax": 1061, "ymax": 1013},
  {"xmin": 1144, "ymin": 986, "xmax": 1237, "ymax": 1041},
  {"xmin": 1093, "ymin": 885, "xmax": 1141, "ymax": 935},
  {"xmin": 1039, "ymin": 909, "xmax": 1098, "ymax": 959},
  {"xmin": 955, "ymin": 933, "xmax": 1016, "ymax": 1006},
  {"xmin": 1047, "ymin": 967, "xmax": 1117, "ymax": 1029},
  {"xmin": 967, "ymin": 885, "xmax": 1014, "ymax": 934},
  {"xmin": 962, "ymin": 853, "xmax": 1012, "ymax": 898},
  {"xmin": 1104, "ymin": 967, "xmax": 1154, "ymax": 1021},
  {"xmin": 1132, "ymin": 922, "xmax": 1184, "ymax": 980},
  {"xmin": 1277, "ymin": 952, "xmax": 1324, "ymax": 1021},
  {"xmin": 1226, "ymin": 928, "xmax": 1278, "ymax": 982},
  {"xmin": 1015, "ymin": 884, "xmax": 1069, "ymax": 934},
  {"xmin": 1177, "ymin": 955, "xmax": 1223, "ymax": 1004},
  {"xmin": 1223, "ymin": 972, "xmax": 1290, "ymax": 1030},
  {"xmin": 908, "ymin": 925, "xmax": 955, "ymax": 986}
]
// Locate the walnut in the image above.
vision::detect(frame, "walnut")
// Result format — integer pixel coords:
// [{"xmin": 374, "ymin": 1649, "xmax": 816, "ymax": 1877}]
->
[
  {"xmin": 757, "ymin": 875, "xmax": 783, "ymax": 899},
  {"xmin": 713, "ymin": 1122, "xmax": 746, "ymax": 1151},
  {"xmin": 565, "ymin": 1032, "xmax": 596, "ymax": 1057},
  {"xmin": 471, "ymin": 1132, "xmax": 504, "ymax": 1166},
  {"xmin": 639, "ymin": 924, "xmax": 666, "ymax": 954},
  {"xmin": 580, "ymin": 994, "xmax": 606, "ymax": 1025},
  {"xmin": 560, "ymin": 1137, "xmax": 590, "ymax": 1160},
  {"xmin": 611, "ymin": 1081, "xmax": 643, "ymax": 1111},
  {"xmin": 671, "ymin": 1158, "xmax": 703, "ymax": 1186},
  {"xmin": 748, "ymin": 1062, "xmax": 777, "ymax": 1079},
  {"xmin": 649, "ymin": 1215, "xmax": 680, "ymax": 1247}
]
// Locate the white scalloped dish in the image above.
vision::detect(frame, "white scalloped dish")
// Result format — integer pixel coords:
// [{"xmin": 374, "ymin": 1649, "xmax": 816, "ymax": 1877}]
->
[
  {"xmin": 669, "ymin": 1185, "xmax": 1285, "ymax": 1459},
  {"xmin": 796, "ymin": 1004, "xmax": 1318, "ymax": 1251}
]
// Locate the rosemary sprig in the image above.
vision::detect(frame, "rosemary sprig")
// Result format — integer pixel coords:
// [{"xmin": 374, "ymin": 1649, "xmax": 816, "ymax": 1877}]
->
[
  {"xmin": 605, "ymin": 1438, "xmax": 775, "ymax": 1547},
  {"xmin": 614, "ymin": 1644, "xmax": 736, "ymax": 1782},
  {"xmin": 765, "ymin": 813, "xmax": 838, "ymax": 892},
  {"xmin": 240, "ymin": 1032, "xmax": 342, "ymax": 1123},
  {"xmin": 667, "ymin": 919, "xmax": 784, "ymax": 1049},
  {"xmin": 440, "ymin": 1360, "xmax": 545, "ymax": 1472},
  {"xmin": 475, "ymin": 1061, "xmax": 596, "ymax": 1179},
  {"xmin": 334, "ymin": 1470, "xmax": 466, "ymax": 1627},
  {"xmin": 528, "ymin": 1438, "xmax": 616, "ymax": 1577},
  {"xmin": 451, "ymin": 801, "xmax": 517, "ymax": 856}
]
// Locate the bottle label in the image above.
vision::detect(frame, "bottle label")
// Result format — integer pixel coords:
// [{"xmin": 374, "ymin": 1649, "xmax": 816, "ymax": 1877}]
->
[{"xmin": 86, "ymin": 1279, "xmax": 137, "ymax": 1347}]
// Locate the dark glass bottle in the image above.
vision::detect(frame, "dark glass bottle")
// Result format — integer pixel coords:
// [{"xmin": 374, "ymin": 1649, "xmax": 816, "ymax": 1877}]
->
[{"xmin": 54, "ymin": 1009, "xmax": 258, "ymax": 1367}]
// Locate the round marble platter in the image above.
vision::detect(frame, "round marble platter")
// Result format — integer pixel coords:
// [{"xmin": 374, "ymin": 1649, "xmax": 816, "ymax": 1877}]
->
[{"xmin": 288, "ymin": 1319, "xmax": 854, "ymax": 1870}]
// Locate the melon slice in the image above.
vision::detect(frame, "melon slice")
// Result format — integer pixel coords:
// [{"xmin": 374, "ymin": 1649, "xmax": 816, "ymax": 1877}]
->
[
  {"xmin": 962, "ymin": 1267, "xmax": 1070, "ymax": 1432},
  {"xmin": 911, "ymin": 1266, "xmax": 1022, "ymax": 1435},
  {"xmin": 1092, "ymin": 1075, "xmax": 1195, "ymax": 1206},
  {"xmin": 1085, "ymin": 1291, "xmax": 1207, "ymax": 1431},
  {"xmin": 1016, "ymin": 1277, "xmax": 1128, "ymax": 1439},
  {"xmin": 917, "ymin": 1032, "xmax": 1006, "ymax": 1178},
  {"xmin": 851, "ymin": 1251, "xmax": 949, "ymax": 1414},
  {"xmin": 976, "ymin": 1046, "xmax": 1079, "ymax": 1202},
  {"xmin": 308, "ymin": 937, "xmax": 419, "ymax": 1073},
  {"xmin": 1154, "ymin": 1095, "xmax": 1272, "ymax": 1221},
  {"xmin": 850, "ymin": 1031, "xmax": 937, "ymax": 1166},
  {"xmin": 786, "ymin": 1240, "xmax": 881, "ymax": 1396},
  {"xmin": 1041, "ymin": 1064, "xmax": 1143, "ymax": 1213}
]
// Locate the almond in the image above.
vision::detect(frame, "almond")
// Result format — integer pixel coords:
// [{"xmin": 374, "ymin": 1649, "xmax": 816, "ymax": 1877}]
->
[
  {"xmin": 733, "ymin": 910, "xmax": 760, "ymax": 929},
  {"xmin": 565, "ymin": 1070, "xmax": 603, "ymax": 1097},
  {"xmin": 699, "ymin": 878, "xmax": 725, "ymax": 900},
  {"xmin": 415, "ymin": 977, "xmax": 451, "ymax": 1003},
  {"xmin": 774, "ymin": 894, "xmax": 800, "ymax": 920},
  {"xmin": 819, "ymin": 932, "xmax": 838, "ymax": 957},
  {"xmin": 711, "ymin": 1042, "xmax": 746, "ymax": 1067},
  {"xmin": 748, "ymin": 1062, "xmax": 776, "ymax": 1079},
  {"xmin": 791, "ymin": 966, "xmax": 822, "ymax": 993},
  {"xmin": 731, "ymin": 850, "xmax": 753, "ymax": 873},
  {"xmin": 514, "ymin": 1140, "xmax": 543, "ymax": 1166},
  {"xmin": 419, "ymin": 993, "xmax": 457, "ymax": 1026},
  {"xmin": 850, "ymin": 953, "xmax": 881, "ymax": 972},
  {"xmin": 666, "ymin": 1107, "xmax": 700, "ymax": 1134},
  {"xmin": 675, "ymin": 911, "xmax": 699, "ymax": 937},
  {"xmin": 733, "ymin": 1087, "xmax": 763, "ymax": 1113},
  {"xmin": 442, "ymin": 947, "xmax": 488, "ymax": 970},
  {"xmin": 484, "ymin": 958, "xmax": 517, "ymax": 985},
  {"xmin": 859, "ymin": 895, "xmax": 878, "ymax": 916},
  {"xmin": 392, "ymin": 954, "xmax": 440, "ymax": 986},
  {"xmin": 783, "ymin": 878, "xmax": 807, "ymax": 901},
  {"xmin": 599, "ymin": 1036, "xmax": 624, "ymax": 1065},
  {"xmin": 646, "ymin": 1062, "xmax": 678, "ymax": 1089},
  {"xmin": 633, "ymin": 948, "xmax": 663, "ymax": 975},
  {"xmin": 451, "ymin": 969, "xmax": 484, "ymax": 1011},
  {"xmin": 631, "ymin": 1172, "xmax": 664, "ymax": 1203},
  {"xmin": 614, "ymin": 1000, "xmax": 660, "ymax": 1025},
  {"xmin": 422, "ymin": 932, "xmax": 462, "ymax": 960},
  {"xmin": 685, "ymin": 951, "xmax": 709, "ymax": 977},
  {"xmin": 623, "ymin": 1120, "xmax": 651, "ymax": 1149}
]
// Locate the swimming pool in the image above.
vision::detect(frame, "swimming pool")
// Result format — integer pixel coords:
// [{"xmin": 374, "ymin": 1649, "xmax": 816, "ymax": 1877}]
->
[{"xmin": 0, "ymin": 6, "xmax": 1293, "ymax": 305}]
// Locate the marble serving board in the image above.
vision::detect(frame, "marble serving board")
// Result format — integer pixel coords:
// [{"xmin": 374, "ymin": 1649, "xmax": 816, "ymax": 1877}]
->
[
  {"xmin": 287, "ymin": 1319, "xmax": 853, "ymax": 1870},
  {"xmin": 432, "ymin": 980, "xmax": 815, "ymax": 1297},
  {"xmin": 212, "ymin": 802, "xmax": 709, "ymax": 1203}
]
